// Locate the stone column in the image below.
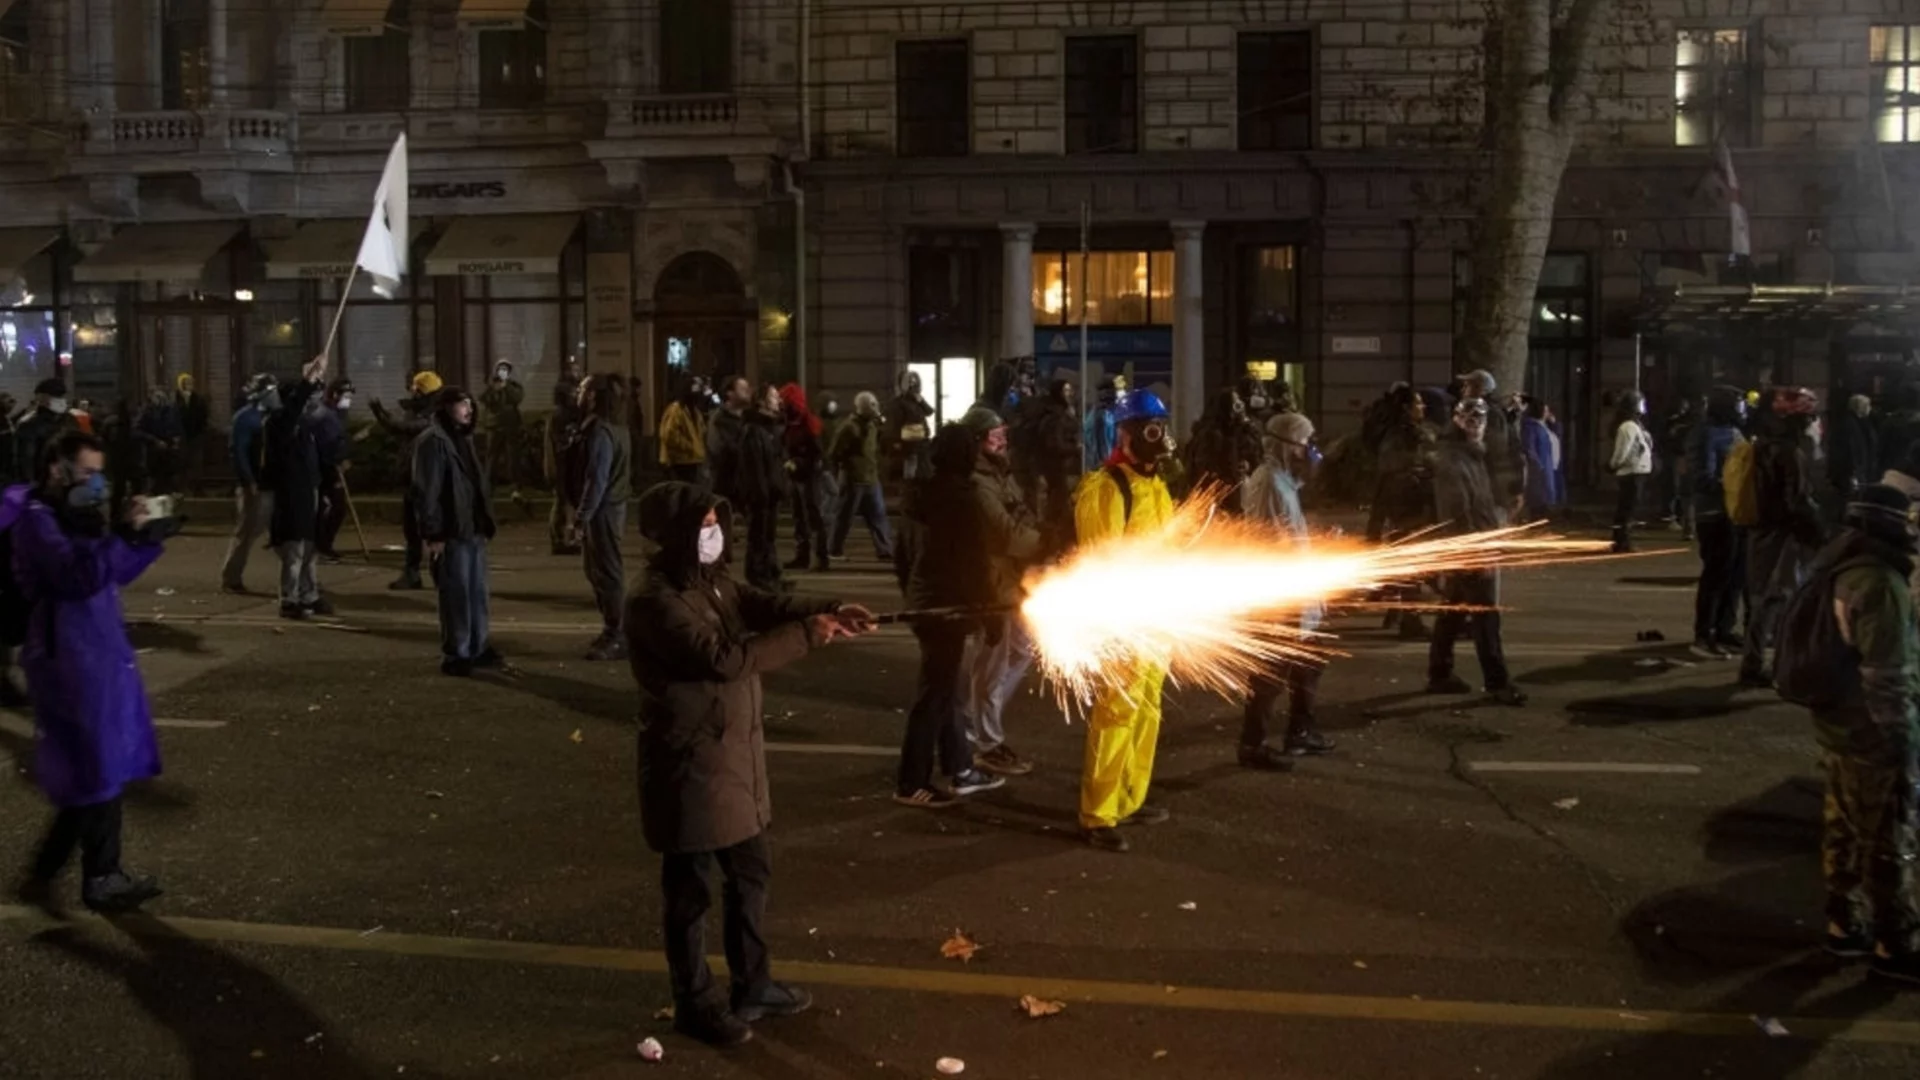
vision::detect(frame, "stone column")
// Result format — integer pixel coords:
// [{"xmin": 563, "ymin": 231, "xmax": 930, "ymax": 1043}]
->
[
  {"xmin": 207, "ymin": 0, "xmax": 229, "ymax": 106},
  {"xmin": 1170, "ymin": 220, "xmax": 1206, "ymax": 443},
  {"xmin": 1000, "ymin": 222, "xmax": 1035, "ymax": 363}
]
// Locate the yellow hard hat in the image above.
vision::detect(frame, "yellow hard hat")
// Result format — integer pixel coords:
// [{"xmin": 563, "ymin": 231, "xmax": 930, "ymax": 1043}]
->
[{"xmin": 411, "ymin": 371, "xmax": 444, "ymax": 396}]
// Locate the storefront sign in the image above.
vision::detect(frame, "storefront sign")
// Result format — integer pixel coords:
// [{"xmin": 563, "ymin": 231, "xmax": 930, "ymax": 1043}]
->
[
  {"xmin": 1037, "ymin": 328, "xmax": 1172, "ymax": 357},
  {"xmin": 586, "ymin": 252, "xmax": 634, "ymax": 375},
  {"xmin": 1330, "ymin": 335, "xmax": 1382, "ymax": 355},
  {"xmin": 409, "ymin": 181, "xmax": 508, "ymax": 201},
  {"xmin": 453, "ymin": 259, "xmax": 529, "ymax": 275}
]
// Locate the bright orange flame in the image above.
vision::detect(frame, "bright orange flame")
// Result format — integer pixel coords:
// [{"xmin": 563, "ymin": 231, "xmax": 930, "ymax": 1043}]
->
[{"xmin": 1019, "ymin": 498, "xmax": 1612, "ymax": 709}]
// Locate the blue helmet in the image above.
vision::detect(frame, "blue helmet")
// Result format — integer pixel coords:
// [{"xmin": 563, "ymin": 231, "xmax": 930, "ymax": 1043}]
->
[{"xmin": 1115, "ymin": 390, "xmax": 1170, "ymax": 426}]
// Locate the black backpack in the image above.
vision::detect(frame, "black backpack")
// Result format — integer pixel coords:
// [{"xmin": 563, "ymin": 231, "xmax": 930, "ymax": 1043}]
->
[{"xmin": 1774, "ymin": 554, "xmax": 1860, "ymax": 709}]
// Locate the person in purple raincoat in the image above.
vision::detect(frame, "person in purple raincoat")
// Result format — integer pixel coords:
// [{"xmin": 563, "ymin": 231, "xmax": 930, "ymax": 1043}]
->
[{"xmin": 10, "ymin": 429, "xmax": 170, "ymax": 915}]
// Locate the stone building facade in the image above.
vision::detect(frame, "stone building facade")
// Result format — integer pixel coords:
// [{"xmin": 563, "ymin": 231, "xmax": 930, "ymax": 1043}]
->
[
  {"xmin": 804, "ymin": 0, "xmax": 1920, "ymax": 480},
  {"xmin": 0, "ymin": 0, "xmax": 1913, "ymax": 484}
]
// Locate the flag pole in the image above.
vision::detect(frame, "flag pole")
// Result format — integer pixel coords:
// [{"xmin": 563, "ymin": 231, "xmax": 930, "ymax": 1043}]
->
[{"xmin": 321, "ymin": 264, "xmax": 362, "ymax": 360}]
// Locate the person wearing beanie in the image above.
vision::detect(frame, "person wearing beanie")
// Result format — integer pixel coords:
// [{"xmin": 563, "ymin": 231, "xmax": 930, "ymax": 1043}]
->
[
  {"xmin": 1240, "ymin": 412, "xmax": 1333, "ymax": 767},
  {"xmin": 411, "ymin": 385, "xmax": 501, "ymax": 676},
  {"xmin": 14, "ymin": 379, "xmax": 73, "ymax": 488},
  {"xmin": 1428, "ymin": 397, "xmax": 1527, "ymax": 707},
  {"xmin": 956, "ymin": 404, "xmax": 1045, "ymax": 779},
  {"xmin": 1786, "ymin": 482, "xmax": 1920, "ymax": 983}
]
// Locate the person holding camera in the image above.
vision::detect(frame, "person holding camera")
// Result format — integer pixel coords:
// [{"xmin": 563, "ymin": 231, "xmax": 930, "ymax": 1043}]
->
[{"xmin": 10, "ymin": 430, "xmax": 174, "ymax": 915}]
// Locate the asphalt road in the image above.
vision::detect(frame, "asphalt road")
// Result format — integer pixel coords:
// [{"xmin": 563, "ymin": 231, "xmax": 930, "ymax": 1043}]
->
[{"xmin": 1, "ymin": 516, "xmax": 1916, "ymax": 1079}]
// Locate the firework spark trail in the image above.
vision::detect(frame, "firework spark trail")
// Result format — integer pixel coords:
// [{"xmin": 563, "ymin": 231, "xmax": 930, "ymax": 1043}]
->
[{"xmin": 1018, "ymin": 498, "xmax": 1612, "ymax": 709}]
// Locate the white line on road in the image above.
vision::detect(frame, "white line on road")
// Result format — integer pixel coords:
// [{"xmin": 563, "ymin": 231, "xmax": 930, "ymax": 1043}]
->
[
  {"xmin": 765, "ymin": 742, "xmax": 895, "ymax": 758},
  {"xmin": 1467, "ymin": 761, "xmax": 1702, "ymax": 775},
  {"xmin": 0, "ymin": 715, "xmax": 226, "ymax": 739}
]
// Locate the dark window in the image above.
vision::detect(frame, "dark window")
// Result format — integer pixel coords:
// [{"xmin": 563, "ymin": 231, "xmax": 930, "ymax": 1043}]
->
[
  {"xmin": 660, "ymin": 0, "xmax": 732, "ymax": 94},
  {"xmin": 478, "ymin": 0, "xmax": 547, "ymax": 108},
  {"xmin": 0, "ymin": 0, "xmax": 33, "ymax": 120},
  {"xmin": 1674, "ymin": 28, "xmax": 1751, "ymax": 147},
  {"xmin": 908, "ymin": 246, "xmax": 979, "ymax": 355},
  {"xmin": 162, "ymin": 0, "xmax": 211, "ymax": 111},
  {"xmin": 344, "ymin": 0, "xmax": 411, "ymax": 112},
  {"xmin": 897, "ymin": 39, "xmax": 970, "ymax": 157},
  {"xmin": 1065, "ymin": 35, "xmax": 1137, "ymax": 154},
  {"xmin": 1237, "ymin": 31, "xmax": 1312, "ymax": 151}
]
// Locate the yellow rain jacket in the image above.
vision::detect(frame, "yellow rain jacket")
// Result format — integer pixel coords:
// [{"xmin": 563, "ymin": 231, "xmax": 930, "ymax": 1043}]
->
[
  {"xmin": 1073, "ymin": 461, "xmax": 1175, "ymax": 829},
  {"xmin": 658, "ymin": 400, "xmax": 707, "ymax": 467}
]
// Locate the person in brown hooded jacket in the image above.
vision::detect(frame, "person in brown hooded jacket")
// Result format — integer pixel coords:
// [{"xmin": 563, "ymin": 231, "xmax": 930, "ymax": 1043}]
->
[{"xmin": 624, "ymin": 481, "xmax": 874, "ymax": 1048}]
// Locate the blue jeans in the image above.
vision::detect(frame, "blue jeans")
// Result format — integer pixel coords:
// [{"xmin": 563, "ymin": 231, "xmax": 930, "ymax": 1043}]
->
[
  {"xmin": 831, "ymin": 482, "xmax": 893, "ymax": 559},
  {"xmin": 436, "ymin": 537, "xmax": 491, "ymax": 661},
  {"xmin": 965, "ymin": 618, "xmax": 1034, "ymax": 752}
]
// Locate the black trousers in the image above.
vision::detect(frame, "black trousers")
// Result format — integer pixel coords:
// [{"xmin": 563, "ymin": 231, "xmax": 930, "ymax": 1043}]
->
[
  {"xmin": 31, "ymin": 797, "xmax": 123, "ymax": 882},
  {"xmin": 1612, "ymin": 474, "xmax": 1644, "ymax": 547},
  {"xmin": 399, "ymin": 491, "xmax": 423, "ymax": 577},
  {"xmin": 317, "ymin": 479, "xmax": 348, "ymax": 556},
  {"xmin": 790, "ymin": 475, "xmax": 827, "ymax": 564},
  {"xmin": 1243, "ymin": 662, "xmax": 1320, "ymax": 747},
  {"xmin": 661, "ymin": 833, "xmax": 772, "ymax": 1011},
  {"xmin": 744, "ymin": 500, "xmax": 782, "ymax": 590},
  {"xmin": 900, "ymin": 622, "xmax": 972, "ymax": 793},
  {"xmin": 1429, "ymin": 571, "xmax": 1511, "ymax": 689},
  {"xmin": 1693, "ymin": 513, "xmax": 1744, "ymax": 644}
]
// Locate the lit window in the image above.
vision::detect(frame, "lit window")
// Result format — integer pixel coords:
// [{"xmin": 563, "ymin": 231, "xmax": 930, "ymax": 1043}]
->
[
  {"xmin": 1873, "ymin": 26, "xmax": 1920, "ymax": 143},
  {"xmin": 1029, "ymin": 250, "xmax": 1173, "ymax": 327},
  {"xmin": 1674, "ymin": 28, "xmax": 1750, "ymax": 147}
]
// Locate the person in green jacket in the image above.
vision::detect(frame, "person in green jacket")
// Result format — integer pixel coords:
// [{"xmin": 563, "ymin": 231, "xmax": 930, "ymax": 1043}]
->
[
  {"xmin": 826, "ymin": 391, "xmax": 892, "ymax": 561},
  {"xmin": 1803, "ymin": 483, "xmax": 1920, "ymax": 984},
  {"xmin": 480, "ymin": 360, "xmax": 527, "ymax": 510}
]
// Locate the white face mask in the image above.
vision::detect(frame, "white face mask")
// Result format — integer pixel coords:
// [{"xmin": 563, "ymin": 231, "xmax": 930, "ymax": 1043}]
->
[
  {"xmin": 47, "ymin": 398, "xmax": 66, "ymax": 414},
  {"xmin": 697, "ymin": 523, "xmax": 725, "ymax": 565},
  {"xmin": 336, "ymin": 395, "xmax": 354, "ymax": 411},
  {"xmin": 494, "ymin": 367, "xmax": 510, "ymax": 381}
]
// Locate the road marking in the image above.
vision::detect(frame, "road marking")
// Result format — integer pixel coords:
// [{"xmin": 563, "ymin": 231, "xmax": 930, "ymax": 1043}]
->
[
  {"xmin": 0, "ymin": 905, "xmax": 1914, "ymax": 1044},
  {"xmin": 1467, "ymin": 761, "xmax": 1702, "ymax": 775},
  {"xmin": 765, "ymin": 742, "xmax": 896, "ymax": 758},
  {"xmin": 0, "ymin": 715, "xmax": 226, "ymax": 740}
]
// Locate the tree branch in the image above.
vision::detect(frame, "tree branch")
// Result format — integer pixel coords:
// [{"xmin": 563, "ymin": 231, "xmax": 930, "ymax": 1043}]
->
[{"xmin": 1548, "ymin": 0, "xmax": 1616, "ymax": 125}]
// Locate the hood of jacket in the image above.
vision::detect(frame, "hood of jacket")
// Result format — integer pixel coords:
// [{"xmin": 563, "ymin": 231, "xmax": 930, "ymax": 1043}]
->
[
  {"xmin": 779, "ymin": 383, "xmax": 822, "ymax": 438},
  {"xmin": 638, "ymin": 481, "xmax": 732, "ymax": 583}
]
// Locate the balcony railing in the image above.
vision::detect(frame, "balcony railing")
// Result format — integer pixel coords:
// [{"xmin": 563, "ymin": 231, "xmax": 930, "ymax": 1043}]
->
[
  {"xmin": 78, "ymin": 107, "xmax": 295, "ymax": 159},
  {"xmin": 602, "ymin": 94, "xmax": 762, "ymax": 139}
]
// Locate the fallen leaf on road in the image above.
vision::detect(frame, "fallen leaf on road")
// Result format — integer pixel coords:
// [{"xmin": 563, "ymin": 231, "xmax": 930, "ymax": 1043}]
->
[
  {"xmin": 1016, "ymin": 995, "xmax": 1066, "ymax": 1018},
  {"xmin": 155, "ymin": 587, "xmax": 176, "ymax": 597},
  {"xmin": 307, "ymin": 704, "xmax": 322, "ymax": 712},
  {"xmin": 569, "ymin": 729, "xmax": 583, "ymax": 744},
  {"xmin": 940, "ymin": 930, "xmax": 981, "ymax": 962},
  {"xmin": 1177, "ymin": 901, "xmax": 1197, "ymax": 911},
  {"xmin": 652, "ymin": 1006, "xmax": 674, "ymax": 1021},
  {"xmin": 1353, "ymin": 960, "xmax": 1369, "ymax": 969},
  {"xmin": 1552, "ymin": 797, "xmax": 1580, "ymax": 810},
  {"xmin": 424, "ymin": 790, "xmax": 445, "ymax": 800},
  {"xmin": 1153, "ymin": 1050, "xmax": 1169, "ymax": 1060},
  {"xmin": 935, "ymin": 1058, "xmax": 965, "ymax": 1075}
]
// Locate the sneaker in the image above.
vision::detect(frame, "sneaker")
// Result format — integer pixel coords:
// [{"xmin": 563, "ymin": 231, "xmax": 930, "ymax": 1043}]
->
[
  {"xmin": 1715, "ymin": 632, "xmax": 1746, "ymax": 650},
  {"xmin": 827, "ymin": 550, "xmax": 847, "ymax": 560},
  {"xmin": 304, "ymin": 598, "xmax": 336, "ymax": 618},
  {"xmin": 278, "ymin": 603, "xmax": 307, "ymax": 621},
  {"xmin": 1426, "ymin": 675, "xmax": 1474, "ymax": 695},
  {"xmin": 949, "ymin": 769, "xmax": 1006, "ymax": 796},
  {"xmin": 1487, "ymin": 685, "xmax": 1529, "ymax": 707},
  {"xmin": 441, "ymin": 658, "xmax": 474, "ymax": 678},
  {"xmin": 388, "ymin": 573, "xmax": 423, "ymax": 591},
  {"xmin": 1285, "ymin": 728, "xmax": 1338, "ymax": 756},
  {"xmin": 974, "ymin": 745, "xmax": 1034, "ymax": 777},
  {"xmin": 585, "ymin": 638, "xmax": 627, "ymax": 662},
  {"xmin": 473, "ymin": 648, "xmax": 507, "ymax": 670},
  {"xmin": 733, "ymin": 982, "xmax": 813, "ymax": 1023},
  {"xmin": 1083, "ymin": 826, "xmax": 1130, "ymax": 852},
  {"xmin": 1120, "ymin": 804, "xmax": 1171, "ymax": 826},
  {"xmin": 893, "ymin": 787, "xmax": 958, "ymax": 810},
  {"xmin": 12, "ymin": 875, "xmax": 62, "ymax": 918},
  {"xmin": 1688, "ymin": 639, "xmax": 1730, "ymax": 661},
  {"xmin": 1870, "ymin": 950, "xmax": 1920, "ymax": 986},
  {"xmin": 81, "ymin": 872, "xmax": 162, "ymax": 914},
  {"xmin": 1237, "ymin": 743, "xmax": 1296, "ymax": 772},
  {"xmin": 673, "ymin": 1007, "xmax": 754, "ymax": 1048},
  {"xmin": 1825, "ymin": 922, "xmax": 1874, "ymax": 959}
]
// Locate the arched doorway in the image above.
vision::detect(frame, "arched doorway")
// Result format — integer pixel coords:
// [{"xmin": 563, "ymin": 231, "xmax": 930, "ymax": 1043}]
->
[{"xmin": 653, "ymin": 251, "xmax": 750, "ymax": 398}]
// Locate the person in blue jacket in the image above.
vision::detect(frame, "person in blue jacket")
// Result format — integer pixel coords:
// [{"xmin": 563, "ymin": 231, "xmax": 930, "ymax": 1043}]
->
[{"xmin": 219, "ymin": 372, "xmax": 280, "ymax": 595}]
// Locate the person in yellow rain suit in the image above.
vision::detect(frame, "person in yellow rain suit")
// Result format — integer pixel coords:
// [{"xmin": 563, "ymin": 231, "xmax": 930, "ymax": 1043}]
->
[{"xmin": 1073, "ymin": 390, "xmax": 1177, "ymax": 853}]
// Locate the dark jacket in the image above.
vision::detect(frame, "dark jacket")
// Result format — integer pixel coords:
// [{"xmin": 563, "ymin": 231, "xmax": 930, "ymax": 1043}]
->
[
  {"xmin": 1829, "ymin": 409, "xmax": 1879, "ymax": 493},
  {"xmin": 370, "ymin": 394, "xmax": 434, "ymax": 477},
  {"xmin": 1808, "ymin": 528, "xmax": 1919, "ymax": 763},
  {"xmin": 1878, "ymin": 408, "xmax": 1920, "ymax": 477},
  {"xmin": 1011, "ymin": 390, "xmax": 1081, "ymax": 481},
  {"xmin": 829, "ymin": 413, "xmax": 883, "ymax": 485},
  {"xmin": 1685, "ymin": 422, "xmax": 1743, "ymax": 519},
  {"xmin": 264, "ymin": 379, "xmax": 324, "ymax": 546},
  {"xmin": 1184, "ymin": 389, "xmax": 1262, "ymax": 505},
  {"xmin": 176, "ymin": 390, "xmax": 210, "ymax": 442},
  {"xmin": 570, "ymin": 418, "xmax": 632, "ymax": 521},
  {"xmin": 735, "ymin": 410, "xmax": 790, "ymax": 508},
  {"xmin": 14, "ymin": 407, "xmax": 73, "ymax": 486},
  {"xmin": 1481, "ymin": 403, "xmax": 1527, "ymax": 503},
  {"xmin": 1432, "ymin": 431, "xmax": 1505, "ymax": 535},
  {"xmin": 229, "ymin": 404, "xmax": 266, "ymax": 488},
  {"xmin": 1753, "ymin": 420, "xmax": 1822, "ymax": 544},
  {"xmin": 905, "ymin": 461, "xmax": 1043, "ymax": 612},
  {"xmin": 705, "ymin": 407, "xmax": 747, "ymax": 501},
  {"xmin": 303, "ymin": 404, "xmax": 347, "ymax": 486},
  {"xmin": 1375, "ymin": 419, "xmax": 1436, "ymax": 526},
  {"xmin": 625, "ymin": 483, "xmax": 837, "ymax": 854},
  {"xmin": 411, "ymin": 412, "xmax": 497, "ymax": 543}
]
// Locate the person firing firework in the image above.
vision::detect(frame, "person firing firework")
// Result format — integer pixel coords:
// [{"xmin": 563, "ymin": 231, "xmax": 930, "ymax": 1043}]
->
[{"xmin": 1072, "ymin": 389, "xmax": 1178, "ymax": 854}]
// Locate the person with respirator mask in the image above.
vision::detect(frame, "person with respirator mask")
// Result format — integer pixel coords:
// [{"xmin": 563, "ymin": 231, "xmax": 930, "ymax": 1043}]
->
[
  {"xmin": 264, "ymin": 357, "xmax": 336, "ymax": 620},
  {"xmin": 14, "ymin": 379, "xmax": 75, "ymax": 487},
  {"xmin": 479, "ymin": 360, "xmax": 527, "ymax": 512},
  {"xmin": 1073, "ymin": 390, "xmax": 1178, "ymax": 853},
  {"xmin": 625, "ymin": 480, "xmax": 875, "ymax": 1047},
  {"xmin": 412, "ymin": 386, "xmax": 502, "ymax": 678},
  {"xmin": 11, "ymin": 429, "xmax": 175, "ymax": 916}
]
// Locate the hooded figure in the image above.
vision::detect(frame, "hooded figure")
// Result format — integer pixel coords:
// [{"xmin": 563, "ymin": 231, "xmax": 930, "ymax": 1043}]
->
[
  {"xmin": 1183, "ymin": 387, "xmax": 1262, "ymax": 512},
  {"xmin": 886, "ymin": 369, "xmax": 936, "ymax": 479},
  {"xmin": 370, "ymin": 373, "xmax": 443, "ymax": 591},
  {"xmin": 1008, "ymin": 376, "xmax": 1081, "ymax": 535},
  {"xmin": 411, "ymin": 386, "xmax": 500, "ymax": 676},
  {"xmin": 1686, "ymin": 386, "xmax": 1749, "ymax": 656},
  {"xmin": 14, "ymin": 379, "xmax": 73, "ymax": 489},
  {"xmin": 262, "ymin": 366, "xmax": 331, "ymax": 619},
  {"xmin": 658, "ymin": 374, "xmax": 709, "ymax": 482},
  {"xmin": 778, "ymin": 383, "xmax": 831, "ymax": 572},
  {"xmin": 828, "ymin": 391, "xmax": 894, "ymax": 561},
  {"xmin": 624, "ymin": 481, "xmax": 870, "ymax": 1047},
  {"xmin": 569, "ymin": 374, "xmax": 633, "ymax": 660},
  {"xmin": 1742, "ymin": 387, "xmax": 1825, "ymax": 686},
  {"xmin": 12, "ymin": 430, "xmax": 168, "ymax": 916}
]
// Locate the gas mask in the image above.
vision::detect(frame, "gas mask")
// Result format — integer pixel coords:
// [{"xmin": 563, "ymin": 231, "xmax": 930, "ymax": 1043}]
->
[
  {"xmin": 698, "ymin": 523, "xmax": 725, "ymax": 565},
  {"xmin": 257, "ymin": 387, "xmax": 283, "ymax": 413},
  {"xmin": 1125, "ymin": 421, "xmax": 1171, "ymax": 471},
  {"xmin": 1247, "ymin": 395, "xmax": 1268, "ymax": 412}
]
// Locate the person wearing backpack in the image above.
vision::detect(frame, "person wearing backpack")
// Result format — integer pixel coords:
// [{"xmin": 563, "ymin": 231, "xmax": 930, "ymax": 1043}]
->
[
  {"xmin": 1607, "ymin": 391, "xmax": 1655, "ymax": 553},
  {"xmin": 1073, "ymin": 390, "xmax": 1177, "ymax": 853},
  {"xmin": 1740, "ymin": 387, "xmax": 1825, "ymax": 688},
  {"xmin": 1685, "ymin": 386, "xmax": 1749, "ymax": 659},
  {"xmin": 1773, "ymin": 483, "xmax": 1920, "ymax": 981}
]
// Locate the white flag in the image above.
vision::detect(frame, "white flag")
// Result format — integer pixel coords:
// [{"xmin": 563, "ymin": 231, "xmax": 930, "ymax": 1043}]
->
[
  {"xmin": 1716, "ymin": 141, "xmax": 1750, "ymax": 259},
  {"xmin": 354, "ymin": 134, "xmax": 409, "ymax": 299}
]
